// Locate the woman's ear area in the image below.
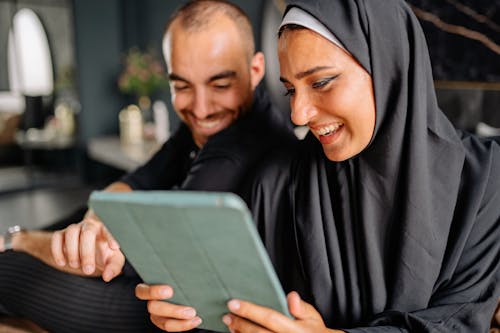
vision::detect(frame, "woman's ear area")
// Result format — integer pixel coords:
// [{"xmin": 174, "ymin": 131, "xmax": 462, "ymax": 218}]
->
[{"xmin": 250, "ymin": 51, "xmax": 265, "ymax": 89}]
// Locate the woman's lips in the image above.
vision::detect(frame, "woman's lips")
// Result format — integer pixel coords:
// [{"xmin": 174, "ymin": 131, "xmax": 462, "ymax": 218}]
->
[{"xmin": 310, "ymin": 123, "xmax": 344, "ymax": 145}]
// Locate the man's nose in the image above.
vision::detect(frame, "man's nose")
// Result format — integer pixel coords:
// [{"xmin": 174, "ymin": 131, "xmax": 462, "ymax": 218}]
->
[
  {"xmin": 192, "ymin": 89, "xmax": 213, "ymax": 119},
  {"xmin": 290, "ymin": 92, "xmax": 318, "ymax": 126}
]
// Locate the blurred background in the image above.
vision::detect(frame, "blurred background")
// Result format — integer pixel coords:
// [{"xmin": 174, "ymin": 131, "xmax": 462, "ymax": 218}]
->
[{"xmin": 0, "ymin": 0, "xmax": 498, "ymax": 229}]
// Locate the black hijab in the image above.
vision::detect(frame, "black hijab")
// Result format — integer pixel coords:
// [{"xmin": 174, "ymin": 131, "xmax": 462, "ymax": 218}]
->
[{"xmin": 250, "ymin": 0, "xmax": 500, "ymax": 331}]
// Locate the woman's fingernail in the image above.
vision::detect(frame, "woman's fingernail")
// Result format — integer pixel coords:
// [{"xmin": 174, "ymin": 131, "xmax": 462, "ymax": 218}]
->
[
  {"xmin": 222, "ymin": 314, "xmax": 232, "ymax": 325},
  {"xmin": 159, "ymin": 287, "xmax": 172, "ymax": 298},
  {"xmin": 228, "ymin": 300, "xmax": 240, "ymax": 311},
  {"xmin": 191, "ymin": 317, "xmax": 202, "ymax": 326},
  {"xmin": 83, "ymin": 265, "xmax": 93, "ymax": 274},
  {"xmin": 182, "ymin": 308, "xmax": 196, "ymax": 318}
]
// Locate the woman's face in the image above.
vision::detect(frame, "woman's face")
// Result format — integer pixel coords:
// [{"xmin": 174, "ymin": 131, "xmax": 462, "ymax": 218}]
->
[{"xmin": 278, "ymin": 28, "xmax": 376, "ymax": 161}]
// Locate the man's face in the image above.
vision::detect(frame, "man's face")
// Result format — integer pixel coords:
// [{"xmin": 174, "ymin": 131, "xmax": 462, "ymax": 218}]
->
[{"xmin": 164, "ymin": 16, "xmax": 262, "ymax": 147}]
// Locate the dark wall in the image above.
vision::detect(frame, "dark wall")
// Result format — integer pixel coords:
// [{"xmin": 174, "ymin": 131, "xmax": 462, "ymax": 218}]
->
[{"xmin": 73, "ymin": 0, "xmax": 124, "ymax": 142}]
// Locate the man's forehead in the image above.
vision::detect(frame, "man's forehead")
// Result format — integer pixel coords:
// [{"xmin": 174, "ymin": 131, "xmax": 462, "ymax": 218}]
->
[
  {"xmin": 164, "ymin": 15, "xmax": 246, "ymax": 57},
  {"xmin": 165, "ymin": 43, "xmax": 247, "ymax": 82}
]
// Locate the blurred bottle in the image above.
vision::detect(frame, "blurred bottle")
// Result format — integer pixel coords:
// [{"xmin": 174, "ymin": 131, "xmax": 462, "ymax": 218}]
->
[
  {"xmin": 54, "ymin": 102, "xmax": 75, "ymax": 138},
  {"xmin": 119, "ymin": 105, "xmax": 143, "ymax": 145},
  {"xmin": 153, "ymin": 100, "xmax": 170, "ymax": 144}
]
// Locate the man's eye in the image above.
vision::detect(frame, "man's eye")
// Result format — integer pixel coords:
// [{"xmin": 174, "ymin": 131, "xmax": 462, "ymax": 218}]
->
[
  {"xmin": 213, "ymin": 82, "xmax": 231, "ymax": 90},
  {"xmin": 174, "ymin": 85, "xmax": 189, "ymax": 91}
]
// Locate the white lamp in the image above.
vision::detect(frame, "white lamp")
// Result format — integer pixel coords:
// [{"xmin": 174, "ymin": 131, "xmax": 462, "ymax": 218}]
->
[
  {"xmin": 8, "ymin": 8, "xmax": 54, "ymax": 129},
  {"xmin": 11, "ymin": 8, "xmax": 54, "ymax": 96}
]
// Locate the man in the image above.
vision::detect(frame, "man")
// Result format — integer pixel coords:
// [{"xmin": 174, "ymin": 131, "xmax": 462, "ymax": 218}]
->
[{"xmin": 0, "ymin": 1, "xmax": 295, "ymax": 332}]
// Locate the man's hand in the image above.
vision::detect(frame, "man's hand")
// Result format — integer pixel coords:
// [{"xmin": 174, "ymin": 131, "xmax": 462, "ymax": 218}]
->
[
  {"xmin": 135, "ymin": 283, "xmax": 203, "ymax": 332},
  {"xmin": 51, "ymin": 211, "xmax": 124, "ymax": 281},
  {"xmin": 223, "ymin": 291, "xmax": 345, "ymax": 333}
]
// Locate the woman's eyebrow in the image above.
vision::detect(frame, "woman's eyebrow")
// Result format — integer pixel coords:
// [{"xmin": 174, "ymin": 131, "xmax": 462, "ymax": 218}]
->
[{"xmin": 282, "ymin": 66, "xmax": 334, "ymax": 81}]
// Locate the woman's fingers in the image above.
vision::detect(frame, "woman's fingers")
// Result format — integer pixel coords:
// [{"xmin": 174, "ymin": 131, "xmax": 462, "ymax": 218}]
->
[
  {"xmin": 150, "ymin": 314, "xmax": 202, "ymax": 332},
  {"xmin": 135, "ymin": 283, "xmax": 174, "ymax": 300},
  {"xmin": 287, "ymin": 291, "xmax": 322, "ymax": 321},
  {"xmin": 135, "ymin": 284, "xmax": 202, "ymax": 332},
  {"xmin": 147, "ymin": 300, "xmax": 197, "ymax": 320},
  {"xmin": 227, "ymin": 299, "xmax": 295, "ymax": 332},
  {"xmin": 223, "ymin": 313, "xmax": 271, "ymax": 333}
]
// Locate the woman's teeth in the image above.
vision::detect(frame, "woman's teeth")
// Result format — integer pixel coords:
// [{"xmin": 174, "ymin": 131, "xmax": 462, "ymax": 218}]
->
[{"xmin": 316, "ymin": 123, "xmax": 343, "ymax": 136}]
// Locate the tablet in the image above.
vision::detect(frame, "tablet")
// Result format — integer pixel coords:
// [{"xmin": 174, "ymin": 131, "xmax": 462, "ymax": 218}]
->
[{"xmin": 89, "ymin": 190, "xmax": 290, "ymax": 332}]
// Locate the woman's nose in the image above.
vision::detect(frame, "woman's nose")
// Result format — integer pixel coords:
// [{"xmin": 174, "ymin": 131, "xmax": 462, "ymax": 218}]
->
[{"xmin": 290, "ymin": 92, "xmax": 317, "ymax": 126}]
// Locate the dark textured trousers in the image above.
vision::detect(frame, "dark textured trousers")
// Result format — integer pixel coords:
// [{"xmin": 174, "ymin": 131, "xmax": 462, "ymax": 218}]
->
[
  {"xmin": 0, "ymin": 251, "xmax": 163, "ymax": 332},
  {"xmin": 0, "ymin": 206, "xmax": 164, "ymax": 333}
]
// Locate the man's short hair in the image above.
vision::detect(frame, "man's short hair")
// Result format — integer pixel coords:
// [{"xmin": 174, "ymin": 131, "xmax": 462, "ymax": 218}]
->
[{"xmin": 165, "ymin": 0, "xmax": 255, "ymax": 61}]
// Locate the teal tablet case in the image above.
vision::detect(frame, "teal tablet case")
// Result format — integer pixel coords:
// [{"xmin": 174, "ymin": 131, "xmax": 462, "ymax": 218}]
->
[{"xmin": 89, "ymin": 191, "xmax": 290, "ymax": 332}]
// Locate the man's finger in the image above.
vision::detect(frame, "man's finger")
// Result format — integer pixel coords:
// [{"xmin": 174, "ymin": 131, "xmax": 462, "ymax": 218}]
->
[
  {"xmin": 51, "ymin": 230, "xmax": 66, "ymax": 266},
  {"xmin": 79, "ymin": 221, "xmax": 99, "ymax": 275},
  {"xmin": 101, "ymin": 251, "xmax": 125, "ymax": 282},
  {"xmin": 101, "ymin": 224, "xmax": 120, "ymax": 250},
  {"xmin": 63, "ymin": 224, "xmax": 81, "ymax": 268}
]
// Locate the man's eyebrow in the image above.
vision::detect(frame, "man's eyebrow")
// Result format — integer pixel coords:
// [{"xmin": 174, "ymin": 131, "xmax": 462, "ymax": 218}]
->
[
  {"xmin": 280, "ymin": 66, "xmax": 334, "ymax": 83},
  {"xmin": 208, "ymin": 70, "xmax": 237, "ymax": 82},
  {"xmin": 169, "ymin": 71, "xmax": 236, "ymax": 83},
  {"xmin": 169, "ymin": 73, "xmax": 188, "ymax": 82}
]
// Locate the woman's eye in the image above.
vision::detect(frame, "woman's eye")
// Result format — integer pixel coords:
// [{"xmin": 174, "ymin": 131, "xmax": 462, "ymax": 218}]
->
[
  {"xmin": 312, "ymin": 76, "xmax": 336, "ymax": 89},
  {"xmin": 284, "ymin": 88, "xmax": 295, "ymax": 97}
]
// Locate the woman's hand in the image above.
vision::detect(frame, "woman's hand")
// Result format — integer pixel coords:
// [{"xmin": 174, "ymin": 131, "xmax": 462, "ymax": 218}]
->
[
  {"xmin": 223, "ymin": 291, "xmax": 344, "ymax": 333},
  {"xmin": 135, "ymin": 283, "xmax": 203, "ymax": 332}
]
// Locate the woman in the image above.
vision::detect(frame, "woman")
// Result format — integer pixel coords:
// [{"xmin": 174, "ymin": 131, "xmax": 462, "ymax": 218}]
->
[{"xmin": 139, "ymin": 0, "xmax": 500, "ymax": 332}]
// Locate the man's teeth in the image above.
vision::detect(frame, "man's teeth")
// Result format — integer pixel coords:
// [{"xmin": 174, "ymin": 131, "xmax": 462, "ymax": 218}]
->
[
  {"xmin": 316, "ymin": 124, "xmax": 343, "ymax": 136},
  {"xmin": 197, "ymin": 119, "xmax": 221, "ymax": 129}
]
